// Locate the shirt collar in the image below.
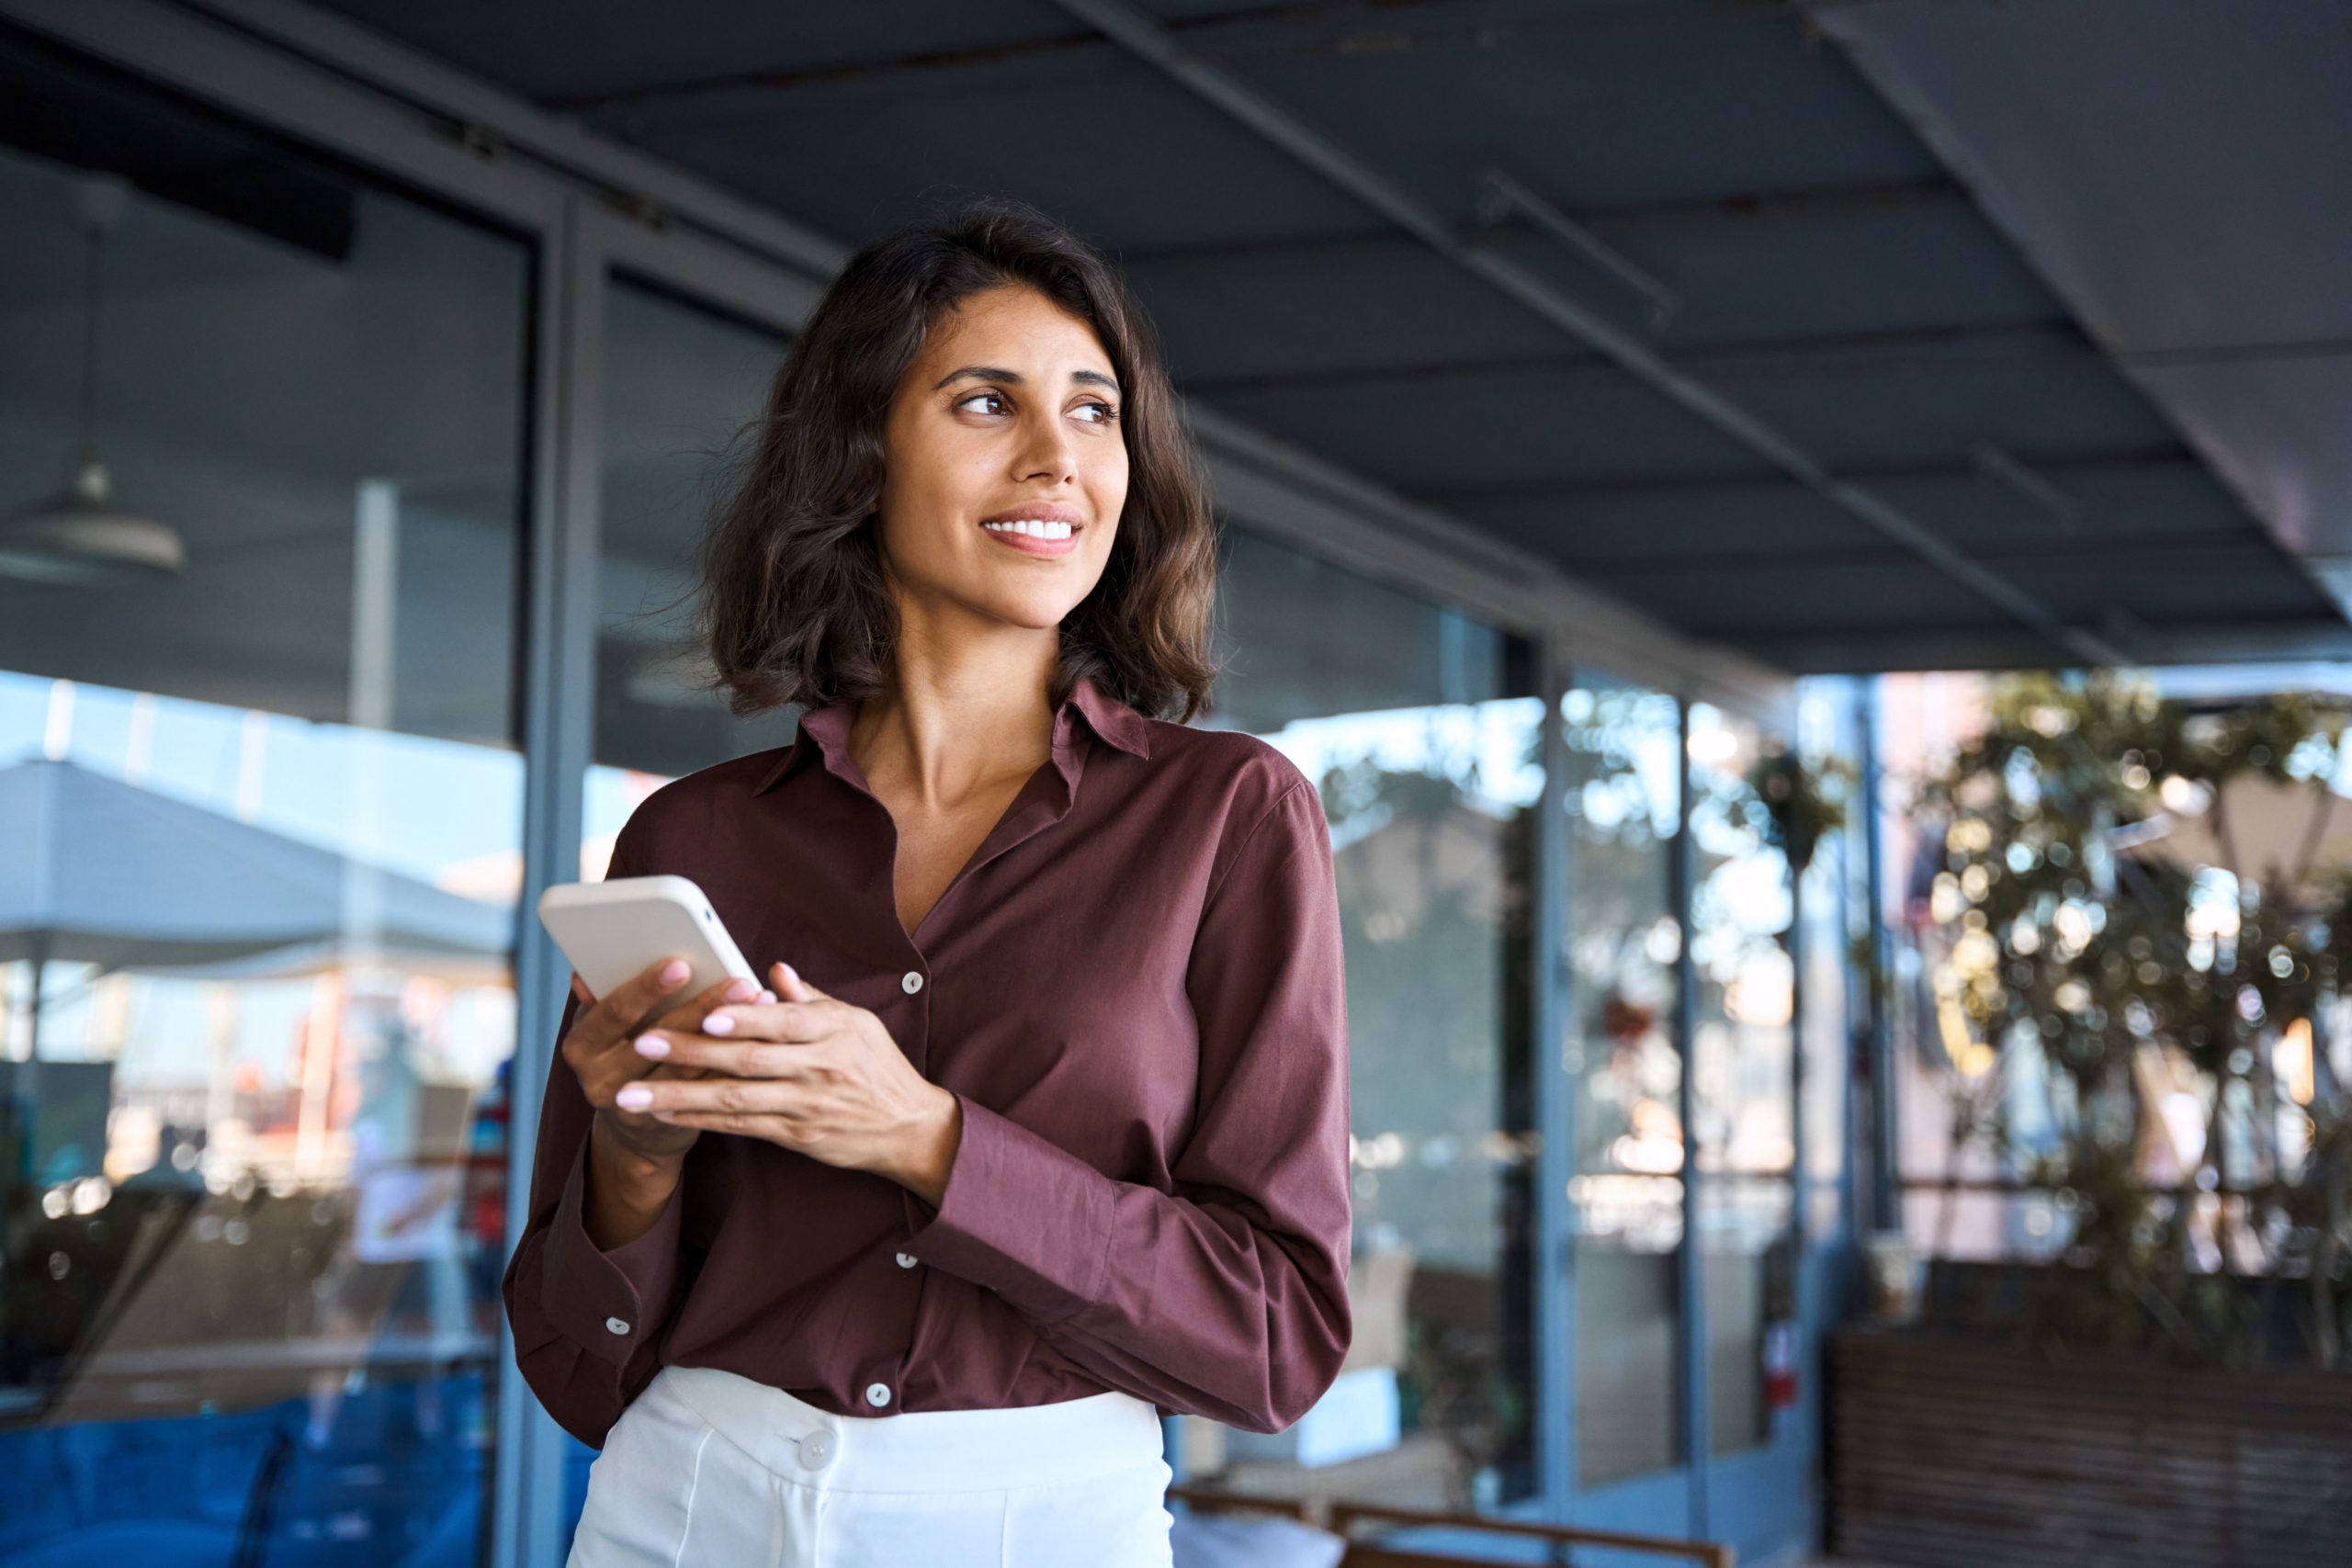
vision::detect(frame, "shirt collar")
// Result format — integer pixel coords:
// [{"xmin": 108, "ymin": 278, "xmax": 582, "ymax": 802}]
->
[{"xmin": 752, "ymin": 671, "xmax": 1152, "ymax": 796}]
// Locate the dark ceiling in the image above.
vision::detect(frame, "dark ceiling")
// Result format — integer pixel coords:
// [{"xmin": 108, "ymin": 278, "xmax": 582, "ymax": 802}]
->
[{"xmin": 306, "ymin": 0, "xmax": 2352, "ymax": 674}]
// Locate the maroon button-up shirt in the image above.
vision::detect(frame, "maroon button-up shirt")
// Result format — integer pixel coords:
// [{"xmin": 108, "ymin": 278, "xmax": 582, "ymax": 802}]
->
[{"xmin": 503, "ymin": 672, "xmax": 1353, "ymax": 1449}]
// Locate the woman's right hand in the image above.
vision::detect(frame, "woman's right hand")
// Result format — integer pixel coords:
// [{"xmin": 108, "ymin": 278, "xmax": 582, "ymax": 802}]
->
[{"xmin": 561, "ymin": 957, "xmax": 770, "ymax": 1165}]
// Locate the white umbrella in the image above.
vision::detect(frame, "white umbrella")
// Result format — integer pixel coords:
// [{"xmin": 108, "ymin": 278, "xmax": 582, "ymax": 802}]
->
[
  {"xmin": 2121, "ymin": 774, "xmax": 2352, "ymax": 899},
  {"xmin": 0, "ymin": 756, "xmax": 513, "ymax": 1056}
]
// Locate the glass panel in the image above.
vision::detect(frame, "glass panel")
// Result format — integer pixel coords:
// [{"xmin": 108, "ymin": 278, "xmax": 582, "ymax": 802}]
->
[
  {"xmin": 584, "ymin": 275, "xmax": 797, "ymax": 855},
  {"xmin": 1796, "ymin": 678, "xmax": 1860, "ymax": 1246},
  {"xmin": 561, "ymin": 276, "xmax": 792, "ymax": 1535},
  {"xmin": 1183, "ymin": 527, "xmax": 1542, "ymax": 1513},
  {"xmin": 1562, "ymin": 677, "xmax": 1684, "ymax": 1486},
  {"xmin": 1686, "ymin": 703, "xmax": 1796, "ymax": 1459},
  {"xmin": 0, "ymin": 38, "xmax": 529, "ymax": 1563}
]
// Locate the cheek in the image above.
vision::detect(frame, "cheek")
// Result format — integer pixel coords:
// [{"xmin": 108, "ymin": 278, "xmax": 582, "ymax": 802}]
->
[
  {"xmin": 883, "ymin": 458, "xmax": 984, "ymax": 558},
  {"xmin": 1091, "ymin": 451, "xmax": 1131, "ymax": 523}
]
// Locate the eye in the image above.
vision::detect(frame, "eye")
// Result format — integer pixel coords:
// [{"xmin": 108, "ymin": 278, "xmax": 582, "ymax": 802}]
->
[
  {"xmin": 1077, "ymin": 401, "xmax": 1120, "ymax": 425},
  {"xmin": 954, "ymin": 389, "xmax": 1008, "ymax": 415}
]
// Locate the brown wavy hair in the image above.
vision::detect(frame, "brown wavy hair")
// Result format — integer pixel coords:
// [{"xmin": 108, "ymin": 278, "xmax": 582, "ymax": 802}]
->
[{"xmin": 691, "ymin": 196, "xmax": 1220, "ymax": 726}]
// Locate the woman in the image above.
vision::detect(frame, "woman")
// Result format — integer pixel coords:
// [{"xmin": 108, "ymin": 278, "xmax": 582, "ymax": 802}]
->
[{"xmin": 503, "ymin": 197, "xmax": 1354, "ymax": 1566}]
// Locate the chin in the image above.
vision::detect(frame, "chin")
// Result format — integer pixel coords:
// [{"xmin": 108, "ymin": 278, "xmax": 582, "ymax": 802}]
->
[{"xmin": 992, "ymin": 601, "xmax": 1085, "ymax": 632}]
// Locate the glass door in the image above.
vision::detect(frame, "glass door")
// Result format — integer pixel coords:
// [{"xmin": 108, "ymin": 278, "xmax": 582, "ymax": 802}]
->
[
  {"xmin": 1686, "ymin": 701, "xmax": 1806, "ymax": 1557},
  {"xmin": 1560, "ymin": 673, "xmax": 1693, "ymax": 1542},
  {"xmin": 0, "ymin": 36, "xmax": 534, "ymax": 1563}
]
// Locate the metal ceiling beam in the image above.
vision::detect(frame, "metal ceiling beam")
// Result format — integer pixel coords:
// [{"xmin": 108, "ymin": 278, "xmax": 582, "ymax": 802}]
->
[
  {"xmin": 1414, "ymin": 446, "xmax": 2196, "ymax": 505},
  {"xmin": 1115, "ymin": 178, "xmax": 1970, "ymax": 268},
  {"xmin": 1176, "ymin": 318, "xmax": 2086, "ymax": 399},
  {"xmin": 537, "ymin": 0, "xmax": 1857, "ymax": 116},
  {"xmin": 1048, "ymin": 0, "xmax": 2132, "ymax": 667},
  {"xmin": 1741, "ymin": 618, "xmax": 2352, "ymax": 677},
  {"xmin": 1560, "ymin": 528, "xmax": 2272, "ymax": 579}
]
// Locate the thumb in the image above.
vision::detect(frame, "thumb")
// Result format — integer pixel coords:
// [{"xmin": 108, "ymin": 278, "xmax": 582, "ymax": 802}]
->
[{"xmin": 769, "ymin": 959, "xmax": 824, "ymax": 1001}]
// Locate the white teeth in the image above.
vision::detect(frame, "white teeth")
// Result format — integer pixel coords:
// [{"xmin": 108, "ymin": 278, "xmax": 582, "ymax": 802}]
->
[{"xmin": 982, "ymin": 519, "xmax": 1074, "ymax": 539}]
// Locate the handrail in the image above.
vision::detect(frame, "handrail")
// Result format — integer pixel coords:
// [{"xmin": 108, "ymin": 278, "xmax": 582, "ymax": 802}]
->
[
  {"xmin": 1329, "ymin": 1499, "xmax": 1735, "ymax": 1568},
  {"xmin": 1165, "ymin": 1483, "xmax": 1319, "ymax": 1525},
  {"xmin": 1168, "ymin": 1484, "xmax": 1736, "ymax": 1568}
]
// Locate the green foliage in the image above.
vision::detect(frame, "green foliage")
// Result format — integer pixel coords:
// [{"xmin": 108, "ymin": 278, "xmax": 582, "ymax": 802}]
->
[
  {"xmin": 1912, "ymin": 672, "xmax": 2352, "ymax": 1369},
  {"xmin": 1746, "ymin": 744, "xmax": 1853, "ymax": 876}
]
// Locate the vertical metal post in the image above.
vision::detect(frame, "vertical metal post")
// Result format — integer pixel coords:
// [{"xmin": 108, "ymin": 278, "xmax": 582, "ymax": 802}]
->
[
  {"xmin": 1535, "ymin": 644, "xmax": 1576, "ymax": 1513},
  {"xmin": 1785, "ymin": 782, "xmax": 1810, "ymax": 1505},
  {"xmin": 495, "ymin": 190, "xmax": 607, "ymax": 1568},
  {"xmin": 1858, "ymin": 679, "xmax": 1897, "ymax": 1237},
  {"xmin": 1673, "ymin": 697, "xmax": 1712, "ymax": 1536}
]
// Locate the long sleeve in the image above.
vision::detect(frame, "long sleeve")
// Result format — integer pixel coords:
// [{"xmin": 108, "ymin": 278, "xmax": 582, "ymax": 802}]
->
[
  {"xmin": 500, "ymin": 827, "xmax": 692, "ymax": 1450},
  {"xmin": 904, "ymin": 775, "xmax": 1354, "ymax": 1433}
]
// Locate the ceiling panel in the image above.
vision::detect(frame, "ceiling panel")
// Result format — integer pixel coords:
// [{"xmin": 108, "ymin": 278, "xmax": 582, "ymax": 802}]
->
[
  {"xmin": 315, "ymin": 0, "xmax": 1082, "ymax": 101},
  {"xmin": 288, "ymin": 0, "xmax": 2348, "ymax": 673},
  {"xmin": 1211, "ymin": 365, "xmax": 1765, "ymax": 493}
]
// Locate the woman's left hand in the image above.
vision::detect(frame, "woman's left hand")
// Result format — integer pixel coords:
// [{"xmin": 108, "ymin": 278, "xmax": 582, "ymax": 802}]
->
[{"xmin": 614, "ymin": 961, "xmax": 964, "ymax": 1205}]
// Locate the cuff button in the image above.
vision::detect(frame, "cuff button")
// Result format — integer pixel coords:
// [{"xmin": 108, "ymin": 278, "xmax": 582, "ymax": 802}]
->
[{"xmin": 605, "ymin": 1316, "xmax": 631, "ymax": 1335}]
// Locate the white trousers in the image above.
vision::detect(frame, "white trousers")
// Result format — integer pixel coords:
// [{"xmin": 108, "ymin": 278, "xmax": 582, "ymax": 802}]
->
[{"xmin": 567, "ymin": 1364, "xmax": 1176, "ymax": 1568}]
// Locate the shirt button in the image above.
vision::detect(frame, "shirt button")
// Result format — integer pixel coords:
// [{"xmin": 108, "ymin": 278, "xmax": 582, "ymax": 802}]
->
[
  {"xmin": 798, "ymin": 1429, "xmax": 837, "ymax": 1470},
  {"xmin": 604, "ymin": 1316, "xmax": 630, "ymax": 1336},
  {"xmin": 900, "ymin": 970, "xmax": 923, "ymax": 994},
  {"xmin": 865, "ymin": 1382, "xmax": 892, "ymax": 1408},
  {"xmin": 895, "ymin": 1251, "xmax": 918, "ymax": 1269}
]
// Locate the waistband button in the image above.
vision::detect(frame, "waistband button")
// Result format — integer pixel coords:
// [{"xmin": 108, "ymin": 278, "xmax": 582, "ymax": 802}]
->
[{"xmin": 798, "ymin": 1429, "xmax": 837, "ymax": 1470}]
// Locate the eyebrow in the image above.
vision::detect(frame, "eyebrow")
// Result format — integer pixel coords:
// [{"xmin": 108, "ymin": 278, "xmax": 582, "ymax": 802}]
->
[{"xmin": 933, "ymin": 365, "xmax": 1121, "ymax": 395}]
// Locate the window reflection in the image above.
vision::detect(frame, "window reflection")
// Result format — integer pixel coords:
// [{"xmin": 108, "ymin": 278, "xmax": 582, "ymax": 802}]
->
[
  {"xmin": 1796, "ymin": 680, "xmax": 1860, "ymax": 1246},
  {"xmin": 1185, "ymin": 530, "xmax": 1540, "ymax": 1513},
  {"xmin": 1564, "ymin": 678, "xmax": 1685, "ymax": 1486},
  {"xmin": 0, "ymin": 47, "xmax": 529, "ymax": 1562},
  {"xmin": 1687, "ymin": 703, "xmax": 1797, "ymax": 1458}
]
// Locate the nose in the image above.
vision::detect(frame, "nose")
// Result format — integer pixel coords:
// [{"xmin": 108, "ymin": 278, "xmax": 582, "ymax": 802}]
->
[{"xmin": 1016, "ymin": 407, "xmax": 1080, "ymax": 485}]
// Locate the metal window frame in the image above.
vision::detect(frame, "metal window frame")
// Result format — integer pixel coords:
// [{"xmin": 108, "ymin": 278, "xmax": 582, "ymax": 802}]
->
[{"xmin": 2, "ymin": 2, "xmax": 1813, "ymax": 1560}]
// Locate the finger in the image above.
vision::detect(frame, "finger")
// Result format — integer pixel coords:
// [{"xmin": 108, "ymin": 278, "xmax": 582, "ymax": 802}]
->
[
  {"xmin": 695, "ymin": 998, "xmax": 826, "ymax": 1045},
  {"xmin": 647, "ymin": 1110, "xmax": 766, "ymax": 1137},
  {"xmin": 654, "ymin": 975, "xmax": 771, "ymax": 1036},
  {"xmin": 614, "ymin": 1076, "xmax": 792, "ymax": 1116},
  {"xmin": 569, "ymin": 971, "xmax": 595, "ymax": 1008},
  {"xmin": 567, "ymin": 961, "xmax": 740, "ymax": 1075},
  {"xmin": 574, "ymin": 954, "xmax": 698, "ymax": 1049},
  {"xmin": 634, "ymin": 1033, "xmax": 811, "ymax": 1077},
  {"xmin": 770, "ymin": 960, "xmax": 827, "ymax": 1002}
]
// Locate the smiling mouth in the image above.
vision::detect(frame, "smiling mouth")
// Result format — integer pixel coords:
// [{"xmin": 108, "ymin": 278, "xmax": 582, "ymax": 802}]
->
[{"xmin": 978, "ymin": 519, "xmax": 1081, "ymax": 541}]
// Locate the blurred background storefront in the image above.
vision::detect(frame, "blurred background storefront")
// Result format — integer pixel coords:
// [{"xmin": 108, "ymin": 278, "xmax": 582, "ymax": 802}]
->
[{"xmin": 4, "ymin": 5, "xmax": 2345, "ymax": 1568}]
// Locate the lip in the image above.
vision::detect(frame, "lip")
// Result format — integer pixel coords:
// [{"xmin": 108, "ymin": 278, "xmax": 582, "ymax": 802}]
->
[{"xmin": 978, "ymin": 503, "xmax": 1086, "ymax": 558}]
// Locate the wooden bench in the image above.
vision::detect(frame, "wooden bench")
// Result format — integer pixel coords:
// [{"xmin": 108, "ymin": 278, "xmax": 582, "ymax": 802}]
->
[{"xmin": 1168, "ymin": 1485, "xmax": 1736, "ymax": 1567}]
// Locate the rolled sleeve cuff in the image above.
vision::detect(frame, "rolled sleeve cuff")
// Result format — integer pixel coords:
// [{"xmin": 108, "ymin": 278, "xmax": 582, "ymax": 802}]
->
[
  {"xmin": 541, "ymin": 1137, "xmax": 685, "ymax": 1368},
  {"xmin": 901, "ymin": 1092, "xmax": 1114, "ymax": 1326}
]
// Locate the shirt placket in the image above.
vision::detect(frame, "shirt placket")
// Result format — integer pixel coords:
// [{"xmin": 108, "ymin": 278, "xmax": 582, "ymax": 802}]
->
[{"xmin": 820, "ymin": 721, "xmax": 1090, "ymax": 1416}]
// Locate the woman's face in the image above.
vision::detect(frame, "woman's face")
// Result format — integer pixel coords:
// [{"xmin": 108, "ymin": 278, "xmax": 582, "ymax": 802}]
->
[{"xmin": 874, "ymin": 284, "xmax": 1128, "ymax": 637}]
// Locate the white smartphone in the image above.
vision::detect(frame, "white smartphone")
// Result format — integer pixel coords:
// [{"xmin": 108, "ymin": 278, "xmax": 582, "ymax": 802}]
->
[{"xmin": 537, "ymin": 874, "xmax": 758, "ymax": 1006}]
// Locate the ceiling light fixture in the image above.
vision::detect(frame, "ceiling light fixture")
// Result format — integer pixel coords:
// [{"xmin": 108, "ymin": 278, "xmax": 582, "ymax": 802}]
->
[{"xmin": 0, "ymin": 172, "xmax": 187, "ymax": 584}]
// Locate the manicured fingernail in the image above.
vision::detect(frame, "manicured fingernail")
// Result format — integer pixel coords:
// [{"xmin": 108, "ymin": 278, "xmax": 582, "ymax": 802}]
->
[
  {"xmin": 757, "ymin": 989, "xmax": 776, "ymax": 1005},
  {"xmin": 633, "ymin": 1033, "xmax": 669, "ymax": 1058},
  {"xmin": 651, "ymin": 1111, "xmax": 678, "ymax": 1122},
  {"xmin": 616, "ymin": 1085, "xmax": 652, "ymax": 1110},
  {"xmin": 661, "ymin": 959, "xmax": 690, "ymax": 984},
  {"xmin": 704, "ymin": 1013, "xmax": 735, "ymax": 1035},
  {"xmin": 726, "ymin": 978, "xmax": 758, "ymax": 1002}
]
